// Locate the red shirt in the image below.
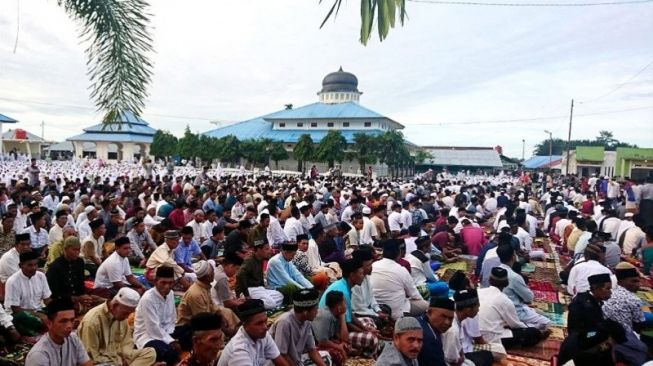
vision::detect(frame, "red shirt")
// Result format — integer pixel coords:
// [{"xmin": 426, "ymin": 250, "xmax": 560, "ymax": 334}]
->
[
  {"xmin": 168, "ymin": 208, "xmax": 186, "ymax": 229},
  {"xmin": 460, "ymin": 225, "xmax": 487, "ymax": 256}
]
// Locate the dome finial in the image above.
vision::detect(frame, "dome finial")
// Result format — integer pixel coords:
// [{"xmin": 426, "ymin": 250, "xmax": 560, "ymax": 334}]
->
[{"xmin": 338, "ymin": 66, "xmax": 343, "ymax": 71}]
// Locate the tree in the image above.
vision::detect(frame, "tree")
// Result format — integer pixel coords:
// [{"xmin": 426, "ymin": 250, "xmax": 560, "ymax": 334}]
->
[
  {"xmin": 377, "ymin": 130, "xmax": 407, "ymax": 178},
  {"xmin": 321, "ymin": 0, "xmax": 407, "ymax": 45},
  {"xmin": 150, "ymin": 130, "xmax": 177, "ymax": 160},
  {"xmin": 176, "ymin": 125, "xmax": 199, "ymax": 163},
  {"xmin": 58, "ymin": 0, "xmax": 153, "ymax": 125},
  {"xmin": 414, "ymin": 150, "xmax": 430, "ymax": 165},
  {"xmin": 352, "ymin": 133, "xmax": 379, "ymax": 173},
  {"xmin": 315, "ymin": 130, "xmax": 347, "ymax": 169},
  {"xmin": 293, "ymin": 134, "xmax": 315, "ymax": 173},
  {"xmin": 532, "ymin": 131, "xmax": 638, "ymax": 156},
  {"xmin": 240, "ymin": 139, "xmax": 267, "ymax": 167},
  {"xmin": 217, "ymin": 135, "xmax": 241, "ymax": 167},
  {"xmin": 269, "ymin": 142, "xmax": 289, "ymax": 169},
  {"xmin": 196, "ymin": 135, "xmax": 217, "ymax": 165}
]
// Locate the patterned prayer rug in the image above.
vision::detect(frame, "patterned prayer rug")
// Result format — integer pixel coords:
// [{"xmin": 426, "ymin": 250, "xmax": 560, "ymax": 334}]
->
[{"xmin": 507, "ymin": 338, "xmax": 562, "ymax": 362}]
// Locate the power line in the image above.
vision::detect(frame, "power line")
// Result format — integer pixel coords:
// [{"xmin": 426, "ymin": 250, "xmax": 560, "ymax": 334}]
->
[
  {"xmin": 407, "ymin": 0, "xmax": 653, "ymax": 6},
  {"xmin": 579, "ymin": 57, "xmax": 653, "ymax": 104},
  {"xmin": 410, "ymin": 105, "xmax": 653, "ymax": 126}
]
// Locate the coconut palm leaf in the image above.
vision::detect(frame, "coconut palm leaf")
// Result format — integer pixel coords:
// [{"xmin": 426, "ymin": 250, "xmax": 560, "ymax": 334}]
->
[
  {"xmin": 58, "ymin": 0, "xmax": 153, "ymax": 127},
  {"xmin": 321, "ymin": 0, "xmax": 407, "ymax": 45}
]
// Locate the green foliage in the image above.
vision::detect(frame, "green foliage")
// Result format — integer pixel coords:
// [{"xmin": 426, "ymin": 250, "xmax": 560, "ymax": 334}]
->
[
  {"xmin": 293, "ymin": 134, "xmax": 315, "ymax": 172},
  {"xmin": 58, "ymin": 0, "xmax": 153, "ymax": 126},
  {"xmin": 414, "ymin": 150, "xmax": 430, "ymax": 164},
  {"xmin": 533, "ymin": 130, "xmax": 638, "ymax": 155},
  {"xmin": 377, "ymin": 130, "xmax": 412, "ymax": 178},
  {"xmin": 352, "ymin": 133, "xmax": 379, "ymax": 172},
  {"xmin": 150, "ymin": 130, "xmax": 177, "ymax": 160},
  {"xmin": 176, "ymin": 125, "xmax": 199, "ymax": 160},
  {"xmin": 217, "ymin": 135, "xmax": 241, "ymax": 165},
  {"xmin": 321, "ymin": 0, "xmax": 407, "ymax": 45},
  {"xmin": 269, "ymin": 142, "xmax": 289, "ymax": 169},
  {"xmin": 240, "ymin": 139, "xmax": 268, "ymax": 166},
  {"xmin": 315, "ymin": 130, "xmax": 347, "ymax": 168}
]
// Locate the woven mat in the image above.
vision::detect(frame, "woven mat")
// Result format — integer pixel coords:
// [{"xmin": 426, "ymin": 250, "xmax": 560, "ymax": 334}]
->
[
  {"xmin": 507, "ymin": 338, "xmax": 561, "ymax": 362},
  {"xmin": 344, "ymin": 358, "xmax": 376, "ymax": 366},
  {"xmin": 0, "ymin": 342, "xmax": 33, "ymax": 365},
  {"xmin": 500, "ymin": 354, "xmax": 552, "ymax": 366},
  {"xmin": 441, "ymin": 261, "xmax": 469, "ymax": 271}
]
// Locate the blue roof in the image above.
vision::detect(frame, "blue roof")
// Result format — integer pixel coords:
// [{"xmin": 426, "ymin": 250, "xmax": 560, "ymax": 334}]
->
[
  {"xmin": 523, "ymin": 155, "xmax": 562, "ymax": 169},
  {"xmin": 264, "ymin": 102, "xmax": 388, "ymax": 120},
  {"xmin": 66, "ymin": 132, "xmax": 153, "ymax": 143},
  {"xmin": 67, "ymin": 111, "xmax": 155, "ymax": 142},
  {"xmin": 0, "ymin": 113, "xmax": 18, "ymax": 123},
  {"xmin": 203, "ymin": 116, "xmax": 384, "ymax": 143}
]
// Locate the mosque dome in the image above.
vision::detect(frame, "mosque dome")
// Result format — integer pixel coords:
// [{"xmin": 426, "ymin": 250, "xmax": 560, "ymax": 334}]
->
[{"xmin": 320, "ymin": 67, "xmax": 359, "ymax": 93}]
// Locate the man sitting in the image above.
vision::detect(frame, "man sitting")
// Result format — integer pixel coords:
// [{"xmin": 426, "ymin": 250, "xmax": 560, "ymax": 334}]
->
[
  {"xmin": 81, "ymin": 218, "xmax": 105, "ymax": 277},
  {"xmin": 0, "ymin": 232, "xmax": 32, "ymax": 299},
  {"xmin": 441, "ymin": 290, "xmax": 494, "ymax": 366},
  {"xmin": 146, "ymin": 230, "xmax": 192, "ymax": 290},
  {"xmin": 313, "ymin": 290, "xmax": 351, "ymax": 366},
  {"xmin": 176, "ymin": 260, "xmax": 240, "ymax": 349},
  {"xmin": 212, "ymin": 252, "xmax": 245, "ymax": 312},
  {"xmin": 134, "ymin": 266, "xmax": 186, "ymax": 365},
  {"xmin": 376, "ymin": 317, "xmax": 424, "ymax": 366},
  {"xmin": 270, "ymin": 288, "xmax": 329, "ymax": 366},
  {"xmin": 217, "ymin": 299, "xmax": 287, "ymax": 366},
  {"xmin": 77, "ymin": 288, "xmax": 156, "ymax": 366},
  {"xmin": 178, "ymin": 312, "xmax": 224, "ymax": 366},
  {"xmin": 93, "ymin": 236, "xmax": 147, "ymax": 298},
  {"xmin": 416, "ymin": 297, "xmax": 454, "ymax": 366},
  {"xmin": 320, "ymin": 258, "xmax": 380, "ymax": 358},
  {"xmin": 235, "ymin": 241, "xmax": 283, "ymax": 309},
  {"xmin": 201, "ymin": 225, "xmax": 225, "ymax": 259},
  {"xmin": 25, "ymin": 297, "xmax": 92, "ymax": 366},
  {"xmin": 478, "ymin": 267, "xmax": 543, "ymax": 348},
  {"xmin": 351, "ymin": 247, "xmax": 390, "ymax": 329},
  {"xmin": 406, "ymin": 236, "xmax": 449, "ymax": 300},
  {"xmin": 46, "ymin": 237, "xmax": 104, "ymax": 314},
  {"xmin": 126, "ymin": 218, "xmax": 158, "ymax": 266},
  {"xmin": 266, "ymin": 241, "xmax": 314, "ymax": 304},
  {"xmin": 497, "ymin": 244, "xmax": 551, "ymax": 331},
  {"xmin": 174, "ymin": 226, "xmax": 206, "ymax": 282},
  {"xmin": 4, "ymin": 251, "xmax": 52, "ymax": 336}
]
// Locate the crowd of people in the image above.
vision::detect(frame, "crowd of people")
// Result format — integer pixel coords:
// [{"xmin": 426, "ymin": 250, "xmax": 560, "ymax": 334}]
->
[{"xmin": 0, "ymin": 157, "xmax": 651, "ymax": 366}]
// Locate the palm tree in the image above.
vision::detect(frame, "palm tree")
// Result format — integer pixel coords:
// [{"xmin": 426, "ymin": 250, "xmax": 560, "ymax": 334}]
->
[
  {"xmin": 352, "ymin": 133, "xmax": 379, "ymax": 174},
  {"xmin": 321, "ymin": 0, "xmax": 407, "ymax": 45},
  {"xmin": 269, "ymin": 142, "xmax": 289, "ymax": 169},
  {"xmin": 293, "ymin": 134, "xmax": 315, "ymax": 173},
  {"xmin": 315, "ymin": 130, "xmax": 347, "ymax": 169},
  {"xmin": 58, "ymin": 0, "xmax": 153, "ymax": 125}
]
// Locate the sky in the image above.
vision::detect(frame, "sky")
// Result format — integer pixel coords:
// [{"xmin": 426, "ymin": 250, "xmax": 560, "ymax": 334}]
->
[{"xmin": 0, "ymin": 0, "xmax": 652, "ymax": 158}]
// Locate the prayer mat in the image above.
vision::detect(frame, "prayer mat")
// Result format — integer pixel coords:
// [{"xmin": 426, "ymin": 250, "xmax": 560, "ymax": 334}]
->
[
  {"xmin": 528, "ymin": 281, "xmax": 557, "ymax": 292},
  {"xmin": 533, "ymin": 261, "xmax": 556, "ymax": 269},
  {"xmin": 507, "ymin": 338, "xmax": 561, "ymax": 362},
  {"xmin": 0, "ymin": 342, "xmax": 32, "ymax": 366},
  {"xmin": 637, "ymin": 291, "xmax": 653, "ymax": 304},
  {"xmin": 542, "ymin": 312, "xmax": 566, "ymax": 327},
  {"xmin": 501, "ymin": 354, "xmax": 552, "ymax": 366},
  {"xmin": 131, "ymin": 266, "xmax": 146, "ymax": 275},
  {"xmin": 441, "ymin": 261, "xmax": 468, "ymax": 271},
  {"xmin": 532, "ymin": 291, "xmax": 559, "ymax": 303},
  {"xmin": 522, "ymin": 263, "xmax": 536, "ymax": 273},
  {"xmin": 344, "ymin": 358, "xmax": 375, "ymax": 366},
  {"xmin": 557, "ymin": 292, "xmax": 572, "ymax": 305},
  {"xmin": 533, "ymin": 302, "xmax": 564, "ymax": 315},
  {"xmin": 548, "ymin": 326, "xmax": 567, "ymax": 341}
]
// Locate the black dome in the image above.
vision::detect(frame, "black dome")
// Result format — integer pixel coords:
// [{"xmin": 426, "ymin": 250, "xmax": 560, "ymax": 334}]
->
[{"xmin": 320, "ymin": 67, "xmax": 359, "ymax": 93}]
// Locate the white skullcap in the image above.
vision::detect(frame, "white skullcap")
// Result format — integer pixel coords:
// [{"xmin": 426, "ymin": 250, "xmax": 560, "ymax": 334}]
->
[
  {"xmin": 114, "ymin": 287, "xmax": 140, "ymax": 308},
  {"xmin": 84, "ymin": 205, "xmax": 96, "ymax": 214},
  {"xmin": 193, "ymin": 260, "xmax": 211, "ymax": 278},
  {"xmin": 61, "ymin": 196, "xmax": 71, "ymax": 202},
  {"xmin": 362, "ymin": 206, "xmax": 371, "ymax": 215}
]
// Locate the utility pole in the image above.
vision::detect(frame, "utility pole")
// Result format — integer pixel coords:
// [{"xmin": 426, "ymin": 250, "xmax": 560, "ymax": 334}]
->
[
  {"xmin": 565, "ymin": 99, "xmax": 574, "ymax": 175},
  {"xmin": 544, "ymin": 130, "xmax": 553, "ymax": 172},
  {"xmin": 521, "ymin": 139, "xmax": 525, "ymax": 161}
]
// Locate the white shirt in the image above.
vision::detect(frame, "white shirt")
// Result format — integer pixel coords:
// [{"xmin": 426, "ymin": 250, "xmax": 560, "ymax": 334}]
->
[
  {"xmin": 283, "ymin": 217, "xmax": 305, "ymax": 241},
  {"xmin": 306, "ymin": 239, "xmax": 323, "ymax": 268},
  {"xmin": 616, "ymin": 220, "xmax": 635, "ymax": 244},
  {"xmin": 515, "ymin": 227, "xmax": 533, "ymax": 252},
  {"xmin": 622, "ymin": 226, "xmax": 646, "ymax": 256},
  {"xmin": 0, "ymin": 248, "xmax": 20, "ymax": 282},
  {"xmin": 441, "ymin": 315, "xmax": 476, "ymax": 366},
  {"xmin": 216, "ymin": 326, "xmax": 280, "ymax": 366},
  {"xmin": 134, "ymin": 287, "xmax": 177, "ymax": 349},
  {"xmin": 484, "ymin": 197, "xmax": 498, "ymax": 213},
  {"xmin": 0, "ymin": 302, "xmax": 13, "ymax": 329},
  {"xmin": 600, "ymin": 217, "xmax": 621, "ymax": 241},
  {"xmin": 525, "ymin": 214, "xmax": 538, "ymax": 238},
  {"xmin": 185, "ymin": 220, "xmax": 203, "ymax": 242},
  {"xmin": 360, "ymin": 216, "xmax": 378, "ymax": 245},
  {"xmin": 143, "ymin": 214, "xmax": 161, "ymax": 231},
  {"xmin": 404, "ymin": 237, "xmax": 417, "ymax": 255},
  {"xmin": 266, "ymin": 216, "xmax": 288, "ymax": 247},
  {"xmin": 370, "ymin": 258, "xmax": 422, "ymax": 319},
  {"xmin": 405, "ymin": 252, "xmax": 436, "ymax": 286},
  {"xmin": 48, "ymin": 224, "xmax": 65, "ymax": 244},
  {"xmin": 567, "ymin": 259, "xmax": 617, "ymax": 296},
  {"xmin": 93, "ymin": 252, "xmax": 132, "ymax": 289},
  {"xmin": 24, "ymin": 226, "xmax": 49, "ymax": 249},
  {"xmin": 200, "ymin": 220, "xmax": 217, "ymax": 241},
  {"xmin": 400, "ymin": 209, "xmax": 412, "ymax": 229},
  {"xmin": 388, "ymin": 211, "xmax": 402, "ymax": 232},
  {"xmin": 478, "ymin": 286, "xmax": 526, "ymax": 343},
  {"xmin": 4, "ymin": 271, "xmax": 51, "ymax": 312},
  {"xmin": 555, "ymin": 219, "xmax": 571, "ymax": 240},
  {"xmin": 42, "ymin": 195, "xmax": 60, "ymax": 212}
]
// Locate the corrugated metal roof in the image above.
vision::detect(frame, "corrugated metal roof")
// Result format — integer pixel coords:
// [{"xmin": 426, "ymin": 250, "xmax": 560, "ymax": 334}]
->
[
  {"xmin": 523, "ymin": 155, "xmax": 562, "ymax": 169},
  {"xmin": 421, "ymin": 147, "xmax": 502, "ymax": 168},
  {"xmin": 576, "ymin": 146, "xmax": 604, "ymax": 162},
  {"xmin": 82, "ymin": 123, "xmax": 156, "ymax": 135},
  {"xmin": 203, "ymin": 117, "xmax": 385, "ymax": 143},
  {"xmin": 48, "ymin": 141, "xmax": 119, "ymax": 152},
  {"xmin": 264, "ymin": 102, "xmax": 387, "ymax": 120},
  {"xmin": 67, "ymin": 132, "xmax": 153, "ymax": 143},
  {"xmin": 2, "ymin": 129, "xmax": 44, "ymax": 141},
  {"xmin": 0, "ymin": 114, "xmax": 18, "ymax": 123}
]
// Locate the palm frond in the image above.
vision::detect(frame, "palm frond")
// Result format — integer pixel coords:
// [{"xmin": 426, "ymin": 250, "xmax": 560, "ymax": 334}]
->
[
  {"xmin": 58, "ymin": 0, "xmax": 153, "ymax": 127},
  {"xmin": 321, "ymin": 0, "xmax": 407, "ymax": 45}
]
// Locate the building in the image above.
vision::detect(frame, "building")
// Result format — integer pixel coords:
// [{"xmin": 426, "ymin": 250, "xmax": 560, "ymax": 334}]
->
[
  {"xmin": 67, "ymin": 111, "xmax": 155, "ymax": 162},
  {"xmin": 203, "ymin": 67, "xmax": 412, "ymax": 175},
  {"xmin": 0, "ymin": 113, "xmax": 19, "ymax": 155},
  {"xmin": 562, "ymin": 146, "xmax": 653, "ymax": 180},
  {"xmin": 1, "ymin": 128, "xmax": 47, "ymax": 158},
  {"xmin": 416, "ymin": 146, "xmax": 503, "ymax": 173}
]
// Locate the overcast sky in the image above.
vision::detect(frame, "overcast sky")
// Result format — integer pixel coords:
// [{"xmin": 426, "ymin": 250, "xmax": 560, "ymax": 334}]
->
[{"xmin": 0, "ymin": 0, "xmax": 651, "ymax": 158}]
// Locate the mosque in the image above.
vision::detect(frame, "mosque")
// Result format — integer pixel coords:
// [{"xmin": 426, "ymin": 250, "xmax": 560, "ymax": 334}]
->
[{"xmin": 203, "ymin": 67, "xmax": 415, "ymax": 174}]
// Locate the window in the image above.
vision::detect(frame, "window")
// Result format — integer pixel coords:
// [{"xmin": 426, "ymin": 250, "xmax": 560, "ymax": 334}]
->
[
  {"xmin": 364, "ymin": 122, "xmax": 372, "ymax": 127},
  {"xmin": 343, "ymin": 122, "xmax": 350, "ymax": 127},
  {"xmin": 327, "ymin": 122, "xmax": 334, "ymax": 127},
  {"xmin": 279, "ymin": 123, "xmax": 285, "ymax": 128},
  {"xmin": 297, "ymin": 122, "xmax": 303, "ymax": 127},
  {"xmin": 287, "ymin": 144, "xmax": 292, "ymax": 149},
  {"xmin": 310, "ymin": 122, "xmax": 318, "ymax": 128}
]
